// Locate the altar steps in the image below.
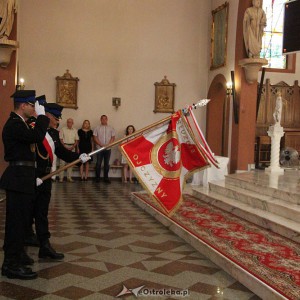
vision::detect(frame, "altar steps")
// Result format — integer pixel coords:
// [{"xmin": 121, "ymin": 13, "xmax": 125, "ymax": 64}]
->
[
  {"xmin": 131, "ymin": 170, "xmax": 300, "ymax": 299},
  {"xmin": 193, "ymin": 179, "xmax": 300, "ymax": 244}
]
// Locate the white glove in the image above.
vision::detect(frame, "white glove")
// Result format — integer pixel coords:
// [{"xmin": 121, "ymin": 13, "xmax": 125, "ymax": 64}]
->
[
  {"xmin": 36, "ymin": 178, "xmax": 43, "ymax": 186},
  {"xmin": 34, "ymin": 101, "xmax": 45, "ymax": 116},
  {"xmin": 79, "ymin": 153, "xmax": 91, "ymax": 164}
]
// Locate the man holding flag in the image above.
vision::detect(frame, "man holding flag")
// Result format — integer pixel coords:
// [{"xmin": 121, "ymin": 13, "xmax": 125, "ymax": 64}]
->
[{"xmin": 31, "ymin": 100, "xmax": 90, "ymax": 262}]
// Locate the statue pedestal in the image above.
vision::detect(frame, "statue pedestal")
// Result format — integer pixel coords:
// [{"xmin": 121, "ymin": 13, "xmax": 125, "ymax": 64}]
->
[
  {"xmin": 0, "ymin": 38, "xmax": 19, "ymax": 68},
  {"xmin": 239, "ymin": 58, "xmax": 268, "ymax": 84},
  {"xmin": 265, "ymin": 124, "xmax": 285, "ymax": 174}
]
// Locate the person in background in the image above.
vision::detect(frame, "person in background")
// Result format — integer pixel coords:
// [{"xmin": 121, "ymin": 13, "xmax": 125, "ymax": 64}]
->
[
  {"xmin": 78, "ymin": 120, "xmax": 94, "ymax": 181},
  {"xmin": 93, "ymin": 115, "xmax": 115, "ymax": 183},
  {"xmin": 59, "ymin": 118, "xmax": 79, "ymax": 182},
  {"xmin": 121, "ymin": 125, "xmax": 136, "ymax": 183},
  {"xmin": 0, "ymin": 90, "xmax": 49, "ymax": 280}
]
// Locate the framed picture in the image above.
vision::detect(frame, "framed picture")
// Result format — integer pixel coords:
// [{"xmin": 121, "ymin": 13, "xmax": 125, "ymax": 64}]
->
[
  {"xmin": 56, "ymin": 70, "xmax": 79, "ymax": 109},
  {"xmin": 154, "ymin": 76, "xmax": 176, "ymax": 113},
  {"xmin": 210, "ymin": 2, "xmax": 229, "ymax": 70}
]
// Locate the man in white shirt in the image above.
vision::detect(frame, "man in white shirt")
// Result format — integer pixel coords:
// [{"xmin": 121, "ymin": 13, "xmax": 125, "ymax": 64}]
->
[
  {"xmin": 93, "ymin": 115, "xmax": 115, "ymax": 183},
  {"xmin": 59, "ymin": 118, "xmax": 79, "ymax": 182}
]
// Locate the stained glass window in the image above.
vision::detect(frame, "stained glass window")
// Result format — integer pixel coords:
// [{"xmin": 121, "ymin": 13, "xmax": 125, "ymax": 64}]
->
[{"xmin": 261, "ymin": 0, "xmax": 286, "ymax": 69}]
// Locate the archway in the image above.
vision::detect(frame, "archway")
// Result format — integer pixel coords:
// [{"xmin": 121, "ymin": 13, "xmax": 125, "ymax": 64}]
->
[{"xmin": 206, "ymin": 74, "xmax": 230, "ymax": 157}]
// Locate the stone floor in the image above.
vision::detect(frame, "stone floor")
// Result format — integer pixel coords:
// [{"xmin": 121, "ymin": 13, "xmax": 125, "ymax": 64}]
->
[{"xmin": 0, "ymin": 180, "xmax": 259, "ymax": 299}]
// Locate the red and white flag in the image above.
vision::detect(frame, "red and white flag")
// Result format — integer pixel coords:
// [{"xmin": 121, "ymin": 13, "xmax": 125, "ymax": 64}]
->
[{"xmin": 120, "ymin": 110, "xmax": 210, "ymax": 215}]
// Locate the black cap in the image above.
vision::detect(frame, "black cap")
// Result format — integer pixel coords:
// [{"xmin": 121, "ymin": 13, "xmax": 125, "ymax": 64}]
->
[
  {"xmin": 11, "ymin": 90, "xmax": 36, "ymax": 104},
  {"xmin": 44, "ymin": 103, "xmax": 63, "ymax": 119},
  {"xmin": 36, "ymin": 95, "xmax": 47, "ymax": 105}
]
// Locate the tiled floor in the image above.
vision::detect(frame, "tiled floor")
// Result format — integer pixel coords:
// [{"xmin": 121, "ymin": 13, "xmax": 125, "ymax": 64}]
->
[{"xmin": 0, "ymin": 180, "xmax": 260, "ymax": 299}]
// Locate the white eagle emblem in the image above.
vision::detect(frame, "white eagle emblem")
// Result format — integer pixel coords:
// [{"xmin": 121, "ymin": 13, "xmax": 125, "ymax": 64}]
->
[{"xmin": 163, "ymin": 141, "xmax": 180, "ymax": 167}]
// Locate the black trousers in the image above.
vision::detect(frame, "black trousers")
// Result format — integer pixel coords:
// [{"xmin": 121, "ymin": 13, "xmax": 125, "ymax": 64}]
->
[
  {"xmin": 34, "ymin": 179, "xmax": 52, "ymax": 244},
  {"xmin": 95, "ymin": 149, "xmax": 111, "ymax": 179},
  {"xmin": 3, "ymin": 190, "xmax": 32, "ymax": 264}
]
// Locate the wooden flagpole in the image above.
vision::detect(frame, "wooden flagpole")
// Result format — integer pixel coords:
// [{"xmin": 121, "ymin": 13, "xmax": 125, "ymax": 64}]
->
[
  {"xmin": 41, "ymin": 99, "xmax": 209, "ymax": 182},
  {"xmin": 41, "ymin": 115, "xmax": 172, "ymax": 181}
]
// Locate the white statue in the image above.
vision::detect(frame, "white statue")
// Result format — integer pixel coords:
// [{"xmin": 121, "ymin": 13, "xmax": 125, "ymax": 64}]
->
[
  {"xmin": 0, "ymin": 0, "xmax": 18, "ymax": 40},
  {"xmin": 243, "ymin": 0, "xmax": 267, "ymax": 58},
  {"xmin": 273, "ymin": 92, "xmax": 283, "ymax": 125}
]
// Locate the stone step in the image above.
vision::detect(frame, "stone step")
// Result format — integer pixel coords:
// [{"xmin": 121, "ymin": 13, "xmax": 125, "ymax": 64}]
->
[
  {"xmin": 209, "ymin": 181, "xmax": 300, "ymax": 223},
  {"xmin": 224, "ymin": 171, "xmax": 300, "ymax": 205},
  {"xmin": 192, "ymin": 185, "xmax": 300, "ymax": 244}
]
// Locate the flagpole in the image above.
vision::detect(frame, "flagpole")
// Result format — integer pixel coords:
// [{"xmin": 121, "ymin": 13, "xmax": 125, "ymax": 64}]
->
[
  {"xmin": 40, "ymin": 115, "xmax": 172, "ymax": 181},
  {"xmin": 40, "ymin": 99, "xmax": 209, "ymax": 182}
]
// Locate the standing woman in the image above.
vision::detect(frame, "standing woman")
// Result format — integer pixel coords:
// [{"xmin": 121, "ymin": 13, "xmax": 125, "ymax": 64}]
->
[
  {"xmin": 78, "ymin": 120, "xmax": 94, "ymax": 180},
  {"xmin": 121, "ymin": 125, "xmax": 136, "ymax": 183}
]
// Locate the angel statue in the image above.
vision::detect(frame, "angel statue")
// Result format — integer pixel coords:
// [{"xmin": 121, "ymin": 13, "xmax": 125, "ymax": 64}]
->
[
  {"xmin": 243, "ymin": 0, "xmax": 267, "ymax": 58},
  {"xmin": 0, "ymin": 0, "xmax": 18, "ymax": 40}
]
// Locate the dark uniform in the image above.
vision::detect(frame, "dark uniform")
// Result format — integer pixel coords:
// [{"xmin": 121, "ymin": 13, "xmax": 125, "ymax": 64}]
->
[
  {"xmin": 0, "ymin": 90, "xmax": 49, "ymax": 279},
  {"xmin": 34, "ymin": 102, "xmax": 80, "ymax": 259}
]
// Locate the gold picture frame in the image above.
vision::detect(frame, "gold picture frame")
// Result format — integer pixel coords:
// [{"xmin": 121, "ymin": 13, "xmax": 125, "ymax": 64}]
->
[
  {"xmin": 210, "ymin": 2, "xmax": 229, "ymax": 70},
  {"xmin": 56, "ymin": 70, "xmax": 79, "ymax": 109},
  {"xmin": 154, "ymin": 76, "xmax": 176, "ymax": 113}
]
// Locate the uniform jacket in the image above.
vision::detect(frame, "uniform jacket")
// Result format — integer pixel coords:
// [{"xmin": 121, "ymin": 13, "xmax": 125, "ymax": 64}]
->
[
  {"xmin": 0, "ymin": 112, "xmax": 49, "ymax": 194},
  {"xmin": 36, "ymin": 127, "xmax": 79, "ymax": 178}
]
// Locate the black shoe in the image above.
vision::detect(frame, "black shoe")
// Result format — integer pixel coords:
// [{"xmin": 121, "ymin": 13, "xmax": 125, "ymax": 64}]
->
[
  {"xmin": 39, "ymin": 242, "xmax": 64, "ymax": 260},
  {"xmin": 2, "ymin": 260, "xmax": 32, "ymax": 276},
  {"xmin": 1, "ymin": 264, "xmax": 37, "ymax": 280},
  {"xmin": 24, "ymin": 234, "xmax": 40, "ymax": 247},
  {"xmin": 95, "ymin": 178, "xmax": 100, "ymax": 183},
  {"xmin": 104, "ymin": 178, "xmax": 111, "ymax": 184},
  {"xmin": 20, "ymin": 251, "xmax": 34, "ymax": 265}
]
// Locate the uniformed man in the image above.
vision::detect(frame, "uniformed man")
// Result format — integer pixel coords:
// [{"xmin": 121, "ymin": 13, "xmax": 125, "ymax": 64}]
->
[
  {"xmin": 24, "ymin": 94, "xmax": 48, "ymax": 247},
  {"xmin": 0, "ymin": 90, "xmax": 49, "ymax": 280},
  {"xmin": 34, "ymin": 101, "xmax": 90, "ymax": 260}
]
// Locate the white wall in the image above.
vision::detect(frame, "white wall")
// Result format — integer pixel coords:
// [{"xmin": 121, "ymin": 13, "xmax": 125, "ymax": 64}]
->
[{"xmin": 18, "ymin": 0, "xmax": 211, "ymax": 164}]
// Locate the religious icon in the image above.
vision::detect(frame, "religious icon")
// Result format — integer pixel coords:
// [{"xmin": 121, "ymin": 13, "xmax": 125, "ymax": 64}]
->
[
  {"xmin": 154, "ymin": 76, "xmax": 176, "ymax": 113},
  {"xmin": 56, "ymin": 70, "xmax": 79, "ymax": 109},
  {"xmin": 210, "ymin": 2, "xmax": 229, "ymax": 70}
]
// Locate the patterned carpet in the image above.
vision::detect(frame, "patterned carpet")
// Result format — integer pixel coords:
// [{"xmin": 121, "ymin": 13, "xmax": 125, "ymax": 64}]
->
[
  {"xmin": 0, "ymin": 181, "xmax": 260, "ymax": 299},
  {"xmin": 133, "ymin": 192, "xmax": 300, "ymax": 300}
]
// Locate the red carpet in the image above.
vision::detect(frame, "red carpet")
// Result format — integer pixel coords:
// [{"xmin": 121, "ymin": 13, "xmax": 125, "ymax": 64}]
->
[{"xmin": 133, "ymin": 192, "xmax": 300, "ymax": 300}]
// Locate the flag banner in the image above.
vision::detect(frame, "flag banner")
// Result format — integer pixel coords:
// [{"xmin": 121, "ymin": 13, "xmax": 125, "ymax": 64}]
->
[{"xmin": 120, "ymin": 110, "xmax": 210, "ymax": 215}]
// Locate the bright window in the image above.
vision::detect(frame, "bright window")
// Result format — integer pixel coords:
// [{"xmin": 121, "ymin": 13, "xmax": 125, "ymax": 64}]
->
[{"xmin": 261, "ymin": 0, "xmax": 286, "ymax": 69}]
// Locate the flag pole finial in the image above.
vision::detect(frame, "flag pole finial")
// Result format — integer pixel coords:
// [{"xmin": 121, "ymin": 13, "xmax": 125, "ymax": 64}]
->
[{"xmin": 182, "ymin": 99, "xmax": 210, "ymax": 116}]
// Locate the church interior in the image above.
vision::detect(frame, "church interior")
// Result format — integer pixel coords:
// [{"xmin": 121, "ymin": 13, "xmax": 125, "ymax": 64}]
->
[{"xmin": 0, "ymin": 0, "xmax": 300, "ymax": 299}]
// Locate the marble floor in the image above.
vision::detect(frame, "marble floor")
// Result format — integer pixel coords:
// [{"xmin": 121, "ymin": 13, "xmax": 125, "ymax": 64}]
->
[{"xmin": 0, "ymin": 180, "xmax": 260, "ymax": 300}]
